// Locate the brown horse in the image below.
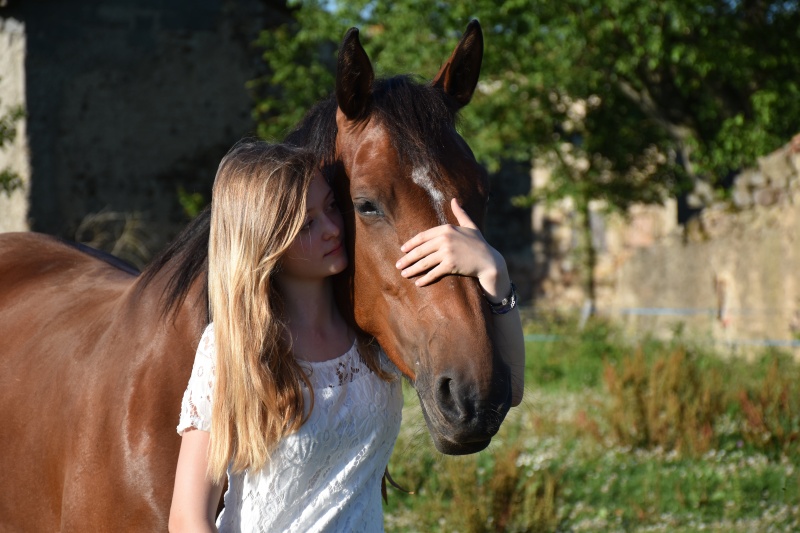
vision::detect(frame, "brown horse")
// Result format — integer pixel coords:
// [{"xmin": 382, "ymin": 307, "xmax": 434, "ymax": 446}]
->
[{"xmin": 0, "ymin": 20, "xmax": 510, "ymax": 531}]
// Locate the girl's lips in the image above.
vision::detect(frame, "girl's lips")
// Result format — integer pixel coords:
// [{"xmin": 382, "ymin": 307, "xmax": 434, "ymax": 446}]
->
[{"xmin": 324, "ymin": 243, "xmax": 342, "ymax": 257}]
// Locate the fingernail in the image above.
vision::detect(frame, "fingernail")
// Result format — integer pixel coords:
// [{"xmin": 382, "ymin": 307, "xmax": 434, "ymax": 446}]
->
[{"xmin": 395, "ymin": 261, "xmax": 401, "ymax": 268}]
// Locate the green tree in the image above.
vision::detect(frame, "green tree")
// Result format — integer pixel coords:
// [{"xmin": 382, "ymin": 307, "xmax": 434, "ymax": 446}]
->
[
  {"xmin": 252, "ymin": 0, "xmax": 800, "ymax": 303},
  {"xmin": 0, "ymin": 97, "xmax": 24, "ymax": 197}
]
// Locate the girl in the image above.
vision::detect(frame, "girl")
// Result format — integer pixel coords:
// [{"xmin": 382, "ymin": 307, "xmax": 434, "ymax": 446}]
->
[{"xmin": 169, "ymin": 140, "xmax": 524, "ymax": 532}]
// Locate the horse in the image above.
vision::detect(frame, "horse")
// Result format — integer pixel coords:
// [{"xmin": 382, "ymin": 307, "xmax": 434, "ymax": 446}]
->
[{"xmin": 0, "ymin": 20, "xmax": 511, "ymax": 531}]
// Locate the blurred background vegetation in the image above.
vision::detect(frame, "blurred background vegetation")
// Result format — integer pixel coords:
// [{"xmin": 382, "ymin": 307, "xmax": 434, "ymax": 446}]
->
[
  {"xmin": 385, "ymin": 315, "xmax": 800, "ymax": 531},
  {"xmin": 255, "ymin": 0, "xmax": 799, "ymax": 212},
  {"xmin": 251, "ymin": 0, "xmax": 800, "ymax": 307},
  {"xmin": 249, "ymin": 4, "xmax": 800, "ymax": 529}
]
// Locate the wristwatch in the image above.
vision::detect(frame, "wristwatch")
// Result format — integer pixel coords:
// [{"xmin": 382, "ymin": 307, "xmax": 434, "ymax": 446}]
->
[{"xmin": 486, "ymin": 282, "xmax": 517, "ymax": 315}]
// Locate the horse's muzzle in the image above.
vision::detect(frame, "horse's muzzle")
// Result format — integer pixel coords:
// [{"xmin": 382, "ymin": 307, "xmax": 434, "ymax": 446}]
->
[{"xmin": 415, "ymin": 370, "xmax": 512, "ymax": 455}]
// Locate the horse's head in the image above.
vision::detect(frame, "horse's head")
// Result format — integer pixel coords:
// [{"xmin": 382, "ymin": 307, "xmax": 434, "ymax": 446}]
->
[{"xmin": 332, "ymin": 21, "xmax": 511, "ymax": 455}]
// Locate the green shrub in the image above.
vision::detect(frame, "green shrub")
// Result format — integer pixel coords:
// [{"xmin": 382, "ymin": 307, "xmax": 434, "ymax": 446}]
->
[
  {"xmin": 603, "ymin": 347, "xmax": 726, "ymax": 456},
  {"xmin": 444, "ymin": 445, "xmax": 560, "ymax": 533},
  {"xmin": 738, "ymin": 357, "xmax": 800, "ymax": 459}
]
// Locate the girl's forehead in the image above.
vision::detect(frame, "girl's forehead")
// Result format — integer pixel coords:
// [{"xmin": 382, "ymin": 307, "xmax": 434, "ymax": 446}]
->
[{"xmin": 307, "ymin": 172, "xmax": 333, "ymax": 205}]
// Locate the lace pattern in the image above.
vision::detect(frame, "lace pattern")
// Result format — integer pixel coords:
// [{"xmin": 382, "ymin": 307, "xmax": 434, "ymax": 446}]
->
[{"xmin": 177, "ymin": 323, "xmax": 403, "ymax": 532}]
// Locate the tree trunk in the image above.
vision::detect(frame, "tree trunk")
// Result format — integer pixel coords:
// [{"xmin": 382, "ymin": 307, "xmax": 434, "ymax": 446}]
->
[{"xmin": 577, "ymin": 195, "xmax": 596, "ymax": 315}]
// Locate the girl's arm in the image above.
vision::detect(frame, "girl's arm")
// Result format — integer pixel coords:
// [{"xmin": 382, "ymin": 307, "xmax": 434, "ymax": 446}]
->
[
  {"xmin": 169, "ymin": 429, "xmax": 224, "ymax": 533},
  {"xmin": 395, "ymin": 198, "xmax": 525, "ymax": 406}
]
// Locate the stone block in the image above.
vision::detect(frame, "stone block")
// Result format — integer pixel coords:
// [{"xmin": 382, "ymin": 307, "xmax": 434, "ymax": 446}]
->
[
  {"xmin": 731, "ymin": 187, "xmax": 753, "ymax": 209},
  {"xmin": 758, "ymin": 149, "xmax": 794, "ymax": 188},
  {"xmin": 746, "ymin": 169, "xmax": 767, "ymax": 188},
  {"xmin": 753, "ymin": 186, "xmax": 782, "ymax": 207},
  {"xmin": 686, "ymin": 179, "xmax": 714, "ymax": 208},
  {"xmin": 791, "ymin": 152, "xmax": 800, "ymax": 175}
]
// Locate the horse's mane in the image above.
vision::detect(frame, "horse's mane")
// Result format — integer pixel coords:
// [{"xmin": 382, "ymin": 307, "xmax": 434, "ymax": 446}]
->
[
  {"xmin": 138, "ymin": 207, "xmax": 210, "ymax": 319},
  {"xmin": 61, "ymin": 239, "xmax": 141, "ymax": 276},
  {"xmin": 286, "ymin": 75, "xmax": 459, "ymax": 181},
  {"xmin": 141, "ymin": 74, "xmax": 458, "ymax": 318}
]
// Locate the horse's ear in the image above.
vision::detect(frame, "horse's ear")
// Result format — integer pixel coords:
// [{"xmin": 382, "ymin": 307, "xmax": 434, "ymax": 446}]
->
[
  {"xmin": 336, "ymin": 28, "xmax": 374, "ymax": 120},
  {"xmin": 431, "ymin": 19, "xmax": 483, "ymax": 109}
]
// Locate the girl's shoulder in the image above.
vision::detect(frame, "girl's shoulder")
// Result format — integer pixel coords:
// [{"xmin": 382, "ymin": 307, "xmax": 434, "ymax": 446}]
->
[{"xmin": 196, "ymin": 322, "xmax": 216, "ymax": 359}]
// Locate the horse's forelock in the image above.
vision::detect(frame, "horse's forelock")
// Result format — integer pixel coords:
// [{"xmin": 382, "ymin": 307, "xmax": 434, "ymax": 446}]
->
[{"xmin": 370, "ymin": 76, "xmax": 458, "ymax": 181}]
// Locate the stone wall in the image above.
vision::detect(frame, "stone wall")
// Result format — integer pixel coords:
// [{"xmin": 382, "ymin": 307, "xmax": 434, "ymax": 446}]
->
[
  {"xmin": 0, "ymin": 0, "xmax": 287, "ymax": 266},
  {"xmin": 525, "ymin": 134, "xmax": 800, "ymax": 351},
  {"xmin": 599, "ymin": 135, "xmax": 800, "ymax": 351}
]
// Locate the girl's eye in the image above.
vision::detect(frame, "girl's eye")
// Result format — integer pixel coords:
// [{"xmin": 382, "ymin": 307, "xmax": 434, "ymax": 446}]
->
[
  {"xmin": 301, "ymin": 219, "xmax": 312, "ymax": 231},
  {"xmin": 326, "ymin": 200, "xmax": 338, "ymax": 212}
]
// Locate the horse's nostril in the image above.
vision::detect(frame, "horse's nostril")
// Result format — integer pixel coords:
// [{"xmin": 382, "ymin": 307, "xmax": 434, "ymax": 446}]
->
[
  {"xmin": 437, "ymin": 377, "xmax": 452, "ymax": 397},
  {"xmin": 435, "ymin": 376, "xmax": 466, "ymax": 421}
]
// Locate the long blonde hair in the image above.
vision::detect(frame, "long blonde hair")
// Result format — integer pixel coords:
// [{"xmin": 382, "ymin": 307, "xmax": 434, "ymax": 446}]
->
[{"xmin": 207, "ymin": 141, "xmax": 316, "ymax": 482}]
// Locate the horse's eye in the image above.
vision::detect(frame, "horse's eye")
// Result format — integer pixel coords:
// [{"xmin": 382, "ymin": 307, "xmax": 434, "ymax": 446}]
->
[{"xmin": 355, "ymin": 200, "xmax": 382, "ymax": 217}]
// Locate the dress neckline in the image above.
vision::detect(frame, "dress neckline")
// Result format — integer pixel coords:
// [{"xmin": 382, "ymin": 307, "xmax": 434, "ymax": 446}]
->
[{"xmin": 296, "ymin": 339, "xmax": 358, "ymax": 367}]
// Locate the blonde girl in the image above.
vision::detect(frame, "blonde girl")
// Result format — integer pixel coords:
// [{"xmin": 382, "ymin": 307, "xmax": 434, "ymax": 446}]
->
[{"xmin": 169, "ymin": 140, "xmax": 524, "ymax": 532}]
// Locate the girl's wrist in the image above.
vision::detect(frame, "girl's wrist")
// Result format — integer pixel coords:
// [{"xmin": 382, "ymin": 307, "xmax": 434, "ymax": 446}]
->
[{"xmin": 478, "ymin": 251, "xmax": 510, "ymax": 302}]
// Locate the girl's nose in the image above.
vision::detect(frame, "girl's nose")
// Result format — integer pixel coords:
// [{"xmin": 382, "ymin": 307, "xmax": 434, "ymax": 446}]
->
[{"xmin": 321, "ymin": 213, "xmax": 341, "ymax": 238}]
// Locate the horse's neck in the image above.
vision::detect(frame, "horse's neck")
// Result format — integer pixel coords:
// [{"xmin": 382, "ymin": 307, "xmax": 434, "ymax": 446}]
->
[{"xmin": 132, "ymin": 260, "xmax": 208, "ymax": 347}]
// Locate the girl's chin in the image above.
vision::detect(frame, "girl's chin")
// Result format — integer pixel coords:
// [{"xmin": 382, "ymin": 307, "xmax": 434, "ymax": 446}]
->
[{"xmin": 329, "ymin": 259, "xmax": 348, "ymax": 276}]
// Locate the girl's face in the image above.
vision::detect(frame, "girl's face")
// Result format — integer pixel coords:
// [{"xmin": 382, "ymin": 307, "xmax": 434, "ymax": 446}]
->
[{"xmin": 279, "ymin": 172, "xmax": 347, "ymax": 280}]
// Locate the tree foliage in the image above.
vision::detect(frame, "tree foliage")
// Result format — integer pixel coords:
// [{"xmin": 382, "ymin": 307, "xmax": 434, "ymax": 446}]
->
[
  {"xmin": 0, "ymin": 98, "xmax": 24, "ymax": 197},
  {"xmin": 253, "ymin": 0, "xmax": 800, "ymax": 211}
]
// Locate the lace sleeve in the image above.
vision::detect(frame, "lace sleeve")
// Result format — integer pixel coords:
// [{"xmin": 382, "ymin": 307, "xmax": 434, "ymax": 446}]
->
[{"xmin": 177, "ymin": 323, "xmax": 216, "ymax": 435}]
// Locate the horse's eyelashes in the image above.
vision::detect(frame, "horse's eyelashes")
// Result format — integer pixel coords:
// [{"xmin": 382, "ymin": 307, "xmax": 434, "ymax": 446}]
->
[{"xmin": 354, "ymin": 200, "xmax": 383, "ymax": 217}]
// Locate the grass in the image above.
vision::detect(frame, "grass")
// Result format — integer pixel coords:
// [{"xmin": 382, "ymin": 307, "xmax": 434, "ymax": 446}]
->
[{"xmin": 383, "ymin": 315, "xmax": 800, "ymax": 532}]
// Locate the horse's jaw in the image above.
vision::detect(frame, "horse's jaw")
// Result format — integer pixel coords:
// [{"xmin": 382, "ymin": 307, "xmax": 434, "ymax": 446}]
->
[{"xmin": 367, "ymin": 285, "xmax": 513, "ymax": 456}]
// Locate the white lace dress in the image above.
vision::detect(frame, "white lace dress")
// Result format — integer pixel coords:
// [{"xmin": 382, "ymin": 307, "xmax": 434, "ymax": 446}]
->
[{"xmin": 177, "ymin": 323, "xmax": 403, "ymax": 532}]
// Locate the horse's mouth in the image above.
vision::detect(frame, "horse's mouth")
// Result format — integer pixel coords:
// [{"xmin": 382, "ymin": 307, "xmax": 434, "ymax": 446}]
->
[
  {"xmin": 432, "ymin": 435, "xmax": 492, "ymax": 455},
  {"xmin": 416, "ymin": 394, "xmax": 497, "ymax": 455}
]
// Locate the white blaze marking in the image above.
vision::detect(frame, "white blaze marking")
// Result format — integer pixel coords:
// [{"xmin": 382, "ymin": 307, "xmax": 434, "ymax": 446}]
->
[{"xmin": 411, "ymin": 165, "xmax": 446, "ymax": 224}]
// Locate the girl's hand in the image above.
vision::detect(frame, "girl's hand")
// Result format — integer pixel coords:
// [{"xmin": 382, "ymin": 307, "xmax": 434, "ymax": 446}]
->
[
  {"xmin": 395, "ymin": 198, "xmax": 510, "ymax": 300},
  {"xmin": 398, "ymin": 198, "xmax": 525, "ymax": 407}
]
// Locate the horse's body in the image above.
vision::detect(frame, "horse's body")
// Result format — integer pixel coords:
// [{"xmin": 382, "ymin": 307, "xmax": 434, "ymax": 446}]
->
[
  {"xmin": 0, "ymin": 21, "xmax": 510, "ymax": 531},
  {"xmin": 0, "ymin": 233, "xmax": 206, "ymax": 530}
]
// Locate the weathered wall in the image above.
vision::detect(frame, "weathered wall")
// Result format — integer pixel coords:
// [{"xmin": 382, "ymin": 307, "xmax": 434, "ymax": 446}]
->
[
  {"xmin": 527, "ymin": 134, "xmax": 800, "ymax": 351},
  {"xmin": 607, "ymin": 204, "xmax": 799, "ymax": 349},
  {"xmin": 0, "ymin": 16, "xmax": 29, "ymax": 232},
  {"xmin": 0, "ymin": 0, "xmax": 287, "ymax": 266},
  {"xmin": 601, "ymin": 136, "xmax": 800, "ymax": 350}
]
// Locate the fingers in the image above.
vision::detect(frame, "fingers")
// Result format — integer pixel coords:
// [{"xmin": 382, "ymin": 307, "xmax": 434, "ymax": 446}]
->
[
  {"xmin": 395, "ymin": 199, "xmax": 487, "ymax": 285},
  {"xmin": 411, "ymin": 262, "xmax": 453, "ymax": 287},
  {"xmin": 450, "ymin": 198, "xmax": 478, "ymax": 230},
  {"xmin": 400, "ymin": 199, "xmax": 477, "ymax": 252},
  {"xmin": 400, "ymin": 226, "xmax": 447, "ymax": 254},
  {"xmin": 396, "ymin": 239, "xmax": 447, "ymax": 274}
]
